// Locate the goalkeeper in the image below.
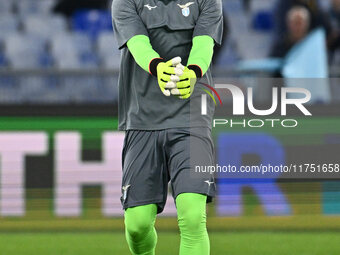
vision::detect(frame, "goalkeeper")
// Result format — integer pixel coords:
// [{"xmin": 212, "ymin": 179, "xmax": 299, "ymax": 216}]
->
[{"xmin": 112, "ymin": 0, "xmax": 223, "ymax": 254}]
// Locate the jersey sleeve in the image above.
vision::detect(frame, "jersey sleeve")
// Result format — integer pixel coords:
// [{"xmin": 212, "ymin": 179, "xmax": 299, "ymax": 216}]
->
[
  {"xmin": 111, "ymin": 0, "xmax": 148, "ymax": 49},
  {"xmin": 193, "ymin": 0, "xmax": 224, "ymax": 46}
]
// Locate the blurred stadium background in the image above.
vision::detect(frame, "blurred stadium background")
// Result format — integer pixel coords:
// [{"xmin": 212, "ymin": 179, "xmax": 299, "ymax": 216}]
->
[{"xmin": 0, "ymin": 0, "xmax": 340, "ymax": 254}]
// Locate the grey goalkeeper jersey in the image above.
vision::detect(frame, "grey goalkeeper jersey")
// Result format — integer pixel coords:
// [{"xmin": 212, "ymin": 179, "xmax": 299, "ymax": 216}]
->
[{"xmin": 111, "ymin": 0, "xmax": 223, "ymax": 131}]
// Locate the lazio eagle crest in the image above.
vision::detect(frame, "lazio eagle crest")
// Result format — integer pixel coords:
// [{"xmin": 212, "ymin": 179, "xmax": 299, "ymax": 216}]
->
[{"xmin": 177, "ymin": 2, "xmax": 194, "ymax": 17}]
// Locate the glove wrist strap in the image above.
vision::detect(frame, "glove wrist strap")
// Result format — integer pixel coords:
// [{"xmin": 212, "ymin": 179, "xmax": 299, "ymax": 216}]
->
[
  {"xmin": 188, "ymin": 64, "xmax": 203, "ymax": 78},
  {"xmin": 149, "ymin": 58, "xmax": 164, "ymax": 76}
]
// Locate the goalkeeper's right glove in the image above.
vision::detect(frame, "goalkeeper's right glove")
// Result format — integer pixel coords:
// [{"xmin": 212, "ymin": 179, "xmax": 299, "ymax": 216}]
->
[
  {"xmin": 149, "ymin": 57, "xmax": 184, "ymax": 96},
  {"xmin": 170, "ymin": 66, "xmax": 197, "ymax": 99}
]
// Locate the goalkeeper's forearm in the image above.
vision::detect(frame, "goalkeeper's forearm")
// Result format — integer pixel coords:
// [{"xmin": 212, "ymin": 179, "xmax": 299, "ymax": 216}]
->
[
  {"xmin": 127, "ymin": 35, "xmax": 163, "ymax": 75},
  {"xmin": 187, "ymin": 35, "xmax": 215, "ymax": 78}
]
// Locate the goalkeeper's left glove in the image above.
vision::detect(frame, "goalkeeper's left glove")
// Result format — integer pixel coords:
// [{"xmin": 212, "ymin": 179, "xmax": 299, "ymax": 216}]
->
[
  {"xmin": 150, "ymin": 57, "xmax": 184, "ymax": 96},
  {"xmin": 170, "ymin": 66, "xmax": 200, "ymax": 99}
]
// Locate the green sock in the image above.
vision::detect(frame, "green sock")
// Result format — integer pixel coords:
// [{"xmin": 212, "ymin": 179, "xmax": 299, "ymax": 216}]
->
[
  {"xmin": 176, "ymin": 193, "xmax": 210, "ymax": 255},
  {"xmin": 124, "ymin": 204, "xmax": 158, "ymax": 255}
]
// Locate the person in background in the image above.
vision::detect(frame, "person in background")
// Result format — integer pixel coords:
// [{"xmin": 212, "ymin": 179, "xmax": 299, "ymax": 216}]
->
[
  {"xmin": 271, "ymin": 6, "xmax": 311, "ymax": 58},
  {"xmin": 329, "ymin": 0, "xmax": 340, "ymax": 64},
  {"xmin": 274, "ymin": 0, "xmax": 331, "ymax": 38}
]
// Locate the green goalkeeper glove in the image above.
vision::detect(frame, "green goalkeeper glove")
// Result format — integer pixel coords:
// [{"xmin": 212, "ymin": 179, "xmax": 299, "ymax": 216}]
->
[
  {"xmin": 156, "ymin": 57, "xmax": 184, "ymax": 96},
  {"xmin": 170, "ymin": 66, "xmax": 197, "ymax": 99}
]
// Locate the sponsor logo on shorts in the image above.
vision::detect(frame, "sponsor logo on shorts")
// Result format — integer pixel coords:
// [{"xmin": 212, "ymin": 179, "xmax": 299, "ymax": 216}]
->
[{"xmin": 122, "ymin": 184, "xmax": 131, "ymax": 201}]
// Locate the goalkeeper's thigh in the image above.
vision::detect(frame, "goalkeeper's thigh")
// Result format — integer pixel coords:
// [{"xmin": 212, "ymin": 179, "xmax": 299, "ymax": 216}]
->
[
  {"xmin": 176, "ymin": 193, "xmax": 210, "ymax": 255},
  {"xmin": 124, "ymin": 204, "xmax": 158, "ymax": 255}
]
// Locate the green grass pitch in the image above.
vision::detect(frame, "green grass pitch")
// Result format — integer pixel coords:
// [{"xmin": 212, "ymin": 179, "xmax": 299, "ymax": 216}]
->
[{"xmin": 1, "ymin": 232, "xmax": 340, "ymax": 255}]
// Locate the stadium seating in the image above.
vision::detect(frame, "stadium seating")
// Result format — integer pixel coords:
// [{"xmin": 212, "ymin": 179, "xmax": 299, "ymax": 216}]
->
[
  {"xmin": 249, "ymin": 0, "xmax": 276, "ymax": 14},
  {"xmin": 4, "ymin": 33, "xmax": 50, "ymax": 100},
  {"xmin": 17, "ymin": 0, "xmax": 56, "ymax": 16},
  {"xmin": 0, "ymin": 54, "xmax": 5, "ymax": 67},
  {"xmin": 72, "ymin": 10, "xmax": 112, "ymax": 40},
  {"xmin": 49, "ymin": 31, "xmax": 103, "ymax": 102},
  {"xmin": 0, "ymin": 14, "xmax": 19, "ymax": 40},
  {"xmin": 223, "ymin": 0, "xmax": 276, "ymax": 61},
  {"xmin": 24, "ymin": 14, "xmax": 67, "ymax": 39},
  {"xmin": 51, "ymin": 32, "xmax": 98, "ymax": 70},
  {"xmin": 97, "ymin": 32, "xmax": 120, "ymax": 68},
  {"xmin": 5, "ymin": 34, "xmax": 49, "ymax": 68},
  {"xmin": 252, "ymin": 11, "xmax": 274, "ymax": 31},
  {"xmin": 51, "ymin": 32, "xmax": 92, "ymax": 56},
  {"xmin": 215, "ymin": 40, "xmax": 240, "ymax": 66},
  {"xmin": 0, "ymin": 0, "xmax": 337, "ymax": 104},
  {"xmin": 0, "ymin": 0, "xmax": 13, "ymax": 13},
  {"xmin": 0, "ymin": 85, "xmax": 24, "ymax": 103},
  {"xmin": 0, "ymin": 0, "xmax": 280, "ymax": 70},
  {"xmin": 8, "ymin": 52, "xmax": 47, "ymax": 69},
  {"xmin": 102, "ymin": 56, "xmax": 120, "ymax": 70},
  {"xmin": 97, "ymin": 32, "xmax": 119, "ymax": 58}
]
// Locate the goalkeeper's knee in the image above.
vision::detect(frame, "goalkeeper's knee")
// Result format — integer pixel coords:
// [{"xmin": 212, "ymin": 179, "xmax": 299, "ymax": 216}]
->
[
  {"xmin": 176, "ymin": 193, "xmax": 209, "ymax": 255},
  {"xmin": 176, "ymin": 193, "xmax": 207, "ymax": 238},
  {"xmin": 124, "ymin": 204, "xmax": 157, "ymax": 255},
  {"xmin": 125, "ymin": 204, "xmax": 156, "ymax": 239},
  {"xmin": 126, "ymin": 218, "xmax": 152, "ymax": 240}
]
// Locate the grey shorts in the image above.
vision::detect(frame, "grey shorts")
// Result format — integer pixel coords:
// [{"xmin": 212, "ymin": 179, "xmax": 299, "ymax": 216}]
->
[{"xmin": 121, "ymin": 127, "xmax": 216, "ymax": 213}]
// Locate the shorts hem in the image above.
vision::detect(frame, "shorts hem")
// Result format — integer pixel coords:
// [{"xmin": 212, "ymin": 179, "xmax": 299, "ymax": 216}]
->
[
  {"xmin": 122, "ymin": 199, "xmax": 165, "ymax": 213},
  {"xmin": 173, "ymin": 190, "xmax": 215, "ymax": 203}
]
